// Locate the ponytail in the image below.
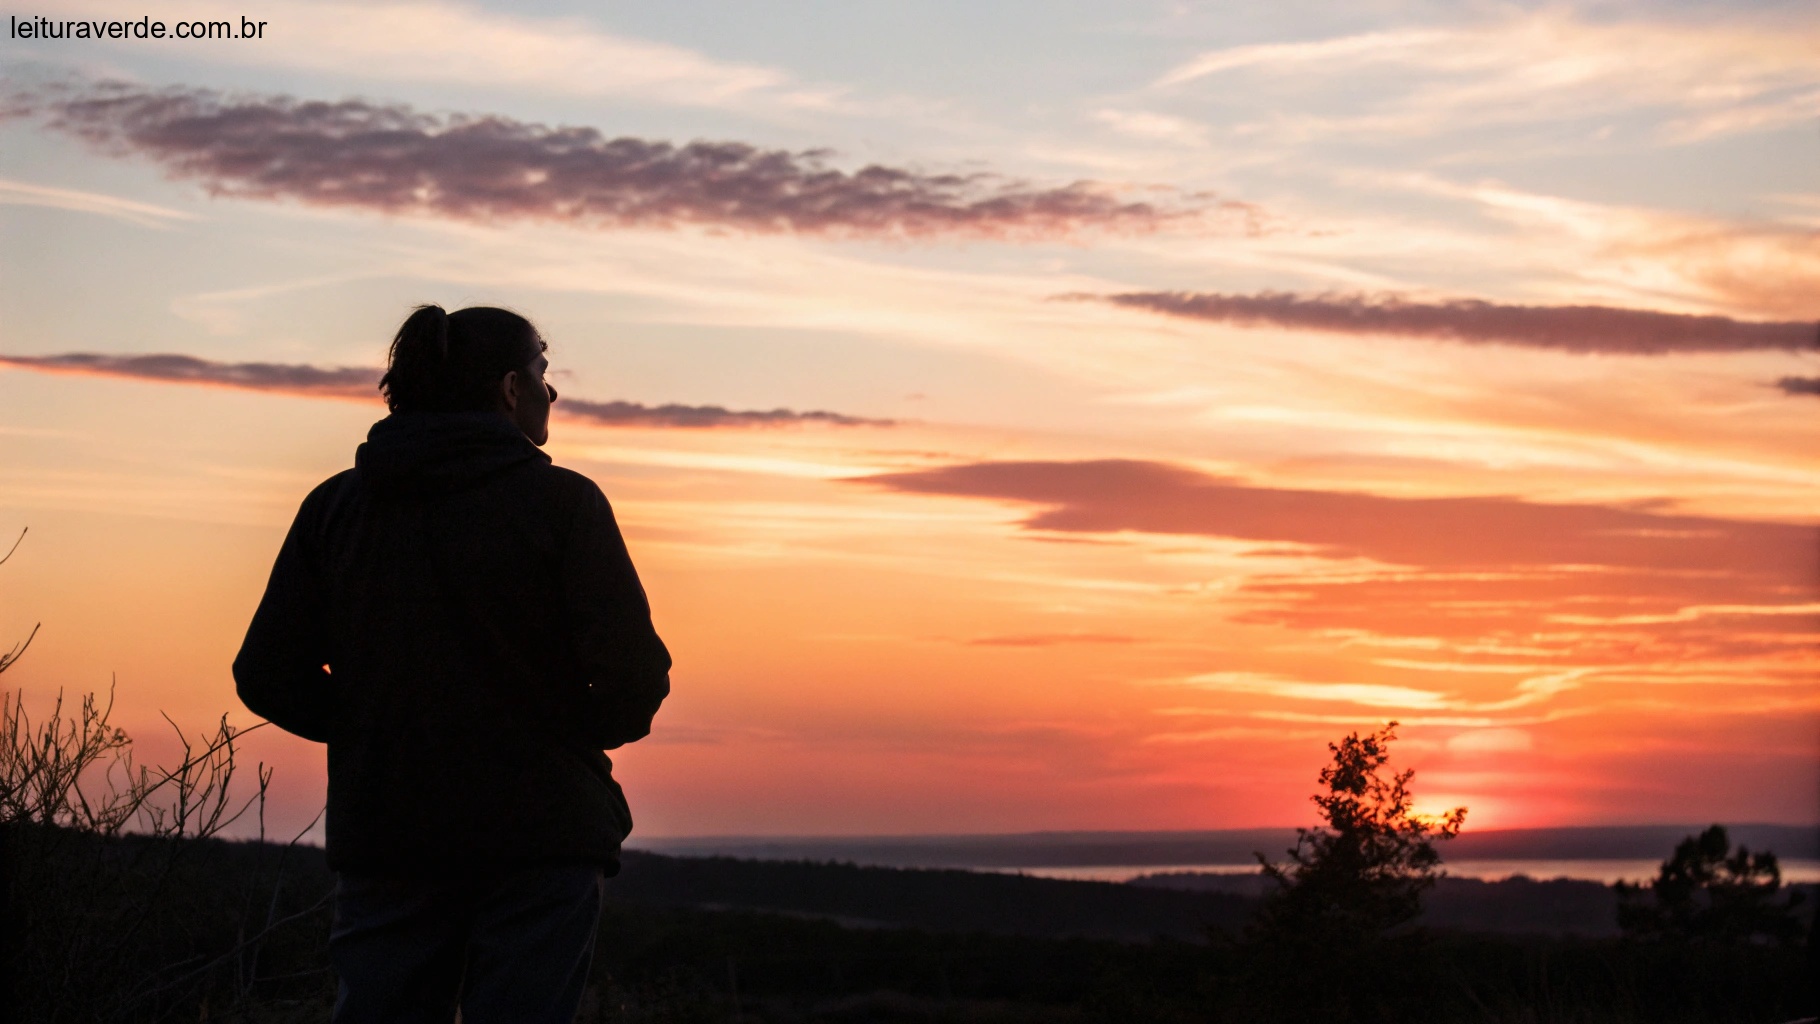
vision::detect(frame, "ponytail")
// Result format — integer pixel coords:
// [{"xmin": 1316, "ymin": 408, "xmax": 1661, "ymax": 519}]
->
[{"xmin": 378, "ymin": 304, "xmax": 544, "ymax": 413}]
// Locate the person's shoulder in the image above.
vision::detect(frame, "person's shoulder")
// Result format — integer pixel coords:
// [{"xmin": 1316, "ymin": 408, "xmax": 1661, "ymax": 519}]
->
[
  {"xmin": 300, "ymin": 468, "xmax": 357, "ymax": 504},
  {"xmin": 539, "ymin": 464, "xmax": 610, "ymax": 508},
  {"xmin": 308, "ymin": 467, "xmax": 359, "ymax": 494},
  {"xmin": 294, "ymin": 468, "xmax": 358, "ymax": 519}
]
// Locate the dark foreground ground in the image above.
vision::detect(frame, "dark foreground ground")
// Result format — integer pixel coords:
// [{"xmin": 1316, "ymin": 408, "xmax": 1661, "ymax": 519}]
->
[{"xmin": 3, "ymin": 824, "xmax": 1814, "ymax": 1024}]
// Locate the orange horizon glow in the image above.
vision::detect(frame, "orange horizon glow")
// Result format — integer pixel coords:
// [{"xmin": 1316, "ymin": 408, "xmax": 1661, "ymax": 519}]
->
[
  {"xmin": 3, "ymin": 364, "xmax": 1813, "ymax": 841},
  {"xmin": 3, "ymin": 1, "xmax": 1818, "ymax": 844}
]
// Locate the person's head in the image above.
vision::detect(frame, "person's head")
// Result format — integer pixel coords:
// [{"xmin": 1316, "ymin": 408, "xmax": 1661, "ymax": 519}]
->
[{"xmin": 378, "ymin": 305, "xmax": 558, "ymax": 445}]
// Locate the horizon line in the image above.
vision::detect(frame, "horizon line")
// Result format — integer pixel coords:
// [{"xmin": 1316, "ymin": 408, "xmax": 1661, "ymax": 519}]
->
[{"xmin": 628, "ymin": 822, "xmax": 1820, "ymax": 843}]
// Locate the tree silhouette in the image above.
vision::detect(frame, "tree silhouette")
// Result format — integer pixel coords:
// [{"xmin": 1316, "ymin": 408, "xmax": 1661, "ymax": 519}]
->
[
  {"xmin": 1616, "ymin": 824, "xmax": 1806, "ymax": 945},
  {"xmin": 1252, "ymin": 721, "xmax": 1467, "ymax": 951},
  {"xmin": 0, "ymin": 529, "xmax": 36, "ymax": 677}
]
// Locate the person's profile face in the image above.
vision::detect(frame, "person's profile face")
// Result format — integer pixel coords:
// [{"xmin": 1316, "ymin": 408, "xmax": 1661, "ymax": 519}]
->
[{"xmin": 508, "ymin": 349, "xmax": 556, "ymax": 446}]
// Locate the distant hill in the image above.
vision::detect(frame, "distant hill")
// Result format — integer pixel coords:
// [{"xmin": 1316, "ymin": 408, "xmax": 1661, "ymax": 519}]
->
[
  {"xmin": 630, "ymin": 824, "xmax": 1820, "ymax": 868},
  {"xmin": 614, "ymin": 851, "xmax": 1818, "ymax": 941},
  {"xmin": 611, "ymin": 851, "xmax": 1254, "ymax": 941}
]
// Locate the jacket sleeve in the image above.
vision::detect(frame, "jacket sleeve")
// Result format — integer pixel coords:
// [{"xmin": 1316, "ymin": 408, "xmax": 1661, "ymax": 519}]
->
[
  {"xmin": 233, "ymin": 494, "xmax": 335, "ymax": 743},
  {"xmin": 563, "ymin": 482, "xmax": 671, "ymax": 749}
]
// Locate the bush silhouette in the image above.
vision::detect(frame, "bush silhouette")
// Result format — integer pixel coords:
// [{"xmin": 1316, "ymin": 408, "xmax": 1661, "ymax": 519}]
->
[
  {"xmin": 1616, "ymin": 824, "xmax": 1806, "ymax": 945},
  {"xmin": 0, "ymin": 527, "xmax": 324, "ymax": 1022}
]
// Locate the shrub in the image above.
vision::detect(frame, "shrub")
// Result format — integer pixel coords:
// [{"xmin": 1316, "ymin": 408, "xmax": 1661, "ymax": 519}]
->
[{"xmin": 1616, "ymin": 824, "xmax": 1807, "ymax": 945}]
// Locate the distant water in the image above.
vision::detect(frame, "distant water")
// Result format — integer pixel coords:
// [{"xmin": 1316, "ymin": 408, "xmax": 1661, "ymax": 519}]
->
[
  {"xmin": 631, "ymin": 827, "xmax": 1820, "ymax": 883},
  {"xmin": 996, "ymin": 859, "xmax": 1820, "ymax": 885}
]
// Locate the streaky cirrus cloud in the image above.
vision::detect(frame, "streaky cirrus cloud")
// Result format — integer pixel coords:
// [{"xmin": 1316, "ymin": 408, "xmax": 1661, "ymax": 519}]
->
[
  {"xmin": 1154, "ymin": 10, "xmax": 1820, "ymax": 145},
  {"xmin": 859, "ymin": 459, "xmax": 1815, "ymax": 578},
  {"xmin": 0, "ymin": 352, "xmax": 888, "ymax": 429},
  {"xmin": 0, "ymin": 351, "xmax": 377, "ymax": 395},
  {"xmin": 8, "ymin": 81, "xmax": 1225, "ymax": 240},
  {"xmin": 0, "ymin": 176, "xmax": 197, "ymax": 228},
  {"xmin": 964, "ymin": 633, "xmax": 1139, "ymax": 647},
  {"xmin": 858, "ymin": 460, "xmax": 1819, "ymax": 669},
  {"xmin": 31, "ymin": 0, "xmax": 834, "ymax": 111},
  {"xmin": 1086, "ymin": 291, "xmax": 1817, "ymax": 355},
  {"xmin": 1391, "ymin": 178, "xmax": 1820, "ymax": 321},
  {"xmin": 559, "ymin": 397, "xmax": 888, "ymax": 429}
]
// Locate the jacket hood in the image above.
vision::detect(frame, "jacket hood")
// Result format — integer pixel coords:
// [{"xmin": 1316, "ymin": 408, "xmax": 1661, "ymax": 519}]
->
[{"xmin": 355, "ymin": 411, "xmax": 550, "ymax": 496}]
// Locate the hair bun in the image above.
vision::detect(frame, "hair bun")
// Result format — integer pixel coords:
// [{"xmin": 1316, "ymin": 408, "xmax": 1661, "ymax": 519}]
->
[
  {"xmin": 421, "ymin": 304, "xmax": 451, "ymax": 361},
  {"xmin": 379, "ymin": 304, "xmax": 543, "ymax": 415}
]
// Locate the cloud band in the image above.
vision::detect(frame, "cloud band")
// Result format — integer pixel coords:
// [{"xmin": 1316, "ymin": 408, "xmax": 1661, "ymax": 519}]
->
[
  {"xmin": 1089, "ymin": 290, "xmax": 1817, "ymax": 355},
  {"xmin": 858, "ymin": 458, "xmax": 1818, "ymax": 661},
  {"xmin": 14, "ymin": 81, "xmax": 1207, "ymax": 239},
  {"xmin": 0, "ymin": 352, "xmax": 887, "ymax": 428}
]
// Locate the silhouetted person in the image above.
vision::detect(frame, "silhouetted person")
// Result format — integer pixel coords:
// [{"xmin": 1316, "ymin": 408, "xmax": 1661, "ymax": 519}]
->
[{"xmin": 234, "ymin": 305, "xmax": 670, "ymax": 1024}]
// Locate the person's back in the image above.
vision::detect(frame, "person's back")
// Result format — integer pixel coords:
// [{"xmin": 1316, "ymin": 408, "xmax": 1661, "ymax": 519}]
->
[{"xmin": 234, "ymin": 305, "xmax": 668, "ymax": 1023}]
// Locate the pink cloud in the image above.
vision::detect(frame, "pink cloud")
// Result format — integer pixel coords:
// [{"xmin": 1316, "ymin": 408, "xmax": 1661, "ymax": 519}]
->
[
  {"xmin": 860, "ymin": 459, "xmax": 1818, "ymax": 662},
  {"xmin": 0, "ymin": 352, "xmax": 887, "ymax": 428},
  {"xmin": 862, "ymin": 459, "xmax": 1812, "ymax": 577},
  {"xmin": 13, "ymin": 81, "xmax": 1225, "ymax": 240},
  {"xmin": 0, "ymin": 351, "xmax": 375, "ymax": 395},
  {"xmin": 1088, "ymin": 291, "xmax": 1816, "ymax": 355}
]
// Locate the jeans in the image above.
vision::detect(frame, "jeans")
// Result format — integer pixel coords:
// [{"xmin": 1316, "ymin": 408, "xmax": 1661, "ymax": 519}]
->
[{"xmin": 328, "ymin": 864, "xmax": 605, "ymax": 1024}]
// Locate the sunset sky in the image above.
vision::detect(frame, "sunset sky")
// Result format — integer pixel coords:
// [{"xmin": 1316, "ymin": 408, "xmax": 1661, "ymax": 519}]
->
[{"xmin": 2, "ymin": 0, "xmax": 1816, "ymax": 843}]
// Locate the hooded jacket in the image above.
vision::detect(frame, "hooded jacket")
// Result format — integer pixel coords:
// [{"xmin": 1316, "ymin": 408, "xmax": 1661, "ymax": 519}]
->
[{"xmin": 233, "ymin": 412, "xmax": 670, "ymax": 875}]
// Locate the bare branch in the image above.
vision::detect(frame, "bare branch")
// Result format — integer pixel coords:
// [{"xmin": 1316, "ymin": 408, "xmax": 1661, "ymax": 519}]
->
[
  {"xmin": 0, "ymin": 622, "xmax": 39, "ymax": 674},
  {"xmin": 0, "ymin": 526, "xmax": 25, "ymax": 566}
]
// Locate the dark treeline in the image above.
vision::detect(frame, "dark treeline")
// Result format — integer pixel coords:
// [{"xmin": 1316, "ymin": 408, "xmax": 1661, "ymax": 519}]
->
[
  {"xmin": 4, "ymin": 823, "xmax": 1814, "ymax": 1023},
  {"xmin": 611, "ymin": 852, "xmax": 1254, "ymax": 940},
  {"xmin": 620, "ymin": 853, "xmax": 1820, "ymax": 941},
  {"xmin": 635, "ymin": 823, "xmax": 1820, "ymax": 868},
  {"xmin": 1132, "ymin": 871, "xmax": 1716, "ymax": 938}
]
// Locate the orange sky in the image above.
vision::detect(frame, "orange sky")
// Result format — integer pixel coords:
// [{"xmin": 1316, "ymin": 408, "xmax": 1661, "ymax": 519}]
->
[{"xmin": 2, "ymin": 0, "xmax": 1817, "ymax": 842}]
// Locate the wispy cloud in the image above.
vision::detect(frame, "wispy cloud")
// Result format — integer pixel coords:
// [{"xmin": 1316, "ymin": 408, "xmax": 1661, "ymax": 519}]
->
[
  {"xmin": 560, "ymin": 398, "xmax": 889, "ymax": 429},
  {"xmin": 1775, "ymin": 376, "xmax": 1820, "ymax": 397},
  {"xmin": 0, "ymin": 351, "xmax": 375, "ymax": 395},
  {"xmin": 30, "ymin": 0, "xmax": 833, "ymax": 111},
  {"xmin": 1154, "ymin": 10, "xmax": 1820, "ymax": 144},
  {"xmin": 859, "ymin": 459, "xmax": 1819, "ymax": 671},
  {"xmin": 1091, "ymin": 109, "xmax": 1209, "ymax": 146},
  {"xmin": 859, "ymin": 459, "xmax": 1815, "ymax": 578},
  {"xmin": 0, "ymin": 176, "xmax": 197, "ymax": 228},
  {"xmin": 1180, "ymin": 671, "xmax": 1451, "ymax": 710},
  {"xmin": 1084, "ymin": 291, "xmax": 1817, "ymax": 355},
  {"xmin": 1378, "ymin": 177, "xmax": 1820, "ymax": 320},
  {"xmin": 0, "ymin": 352, "xmax": 887, "ymax": 428},
  {"xmin": 1158, "ymin": 29, "xmax": 1448, "ymax": 87},
  {"xmin": 10, "ymin": 81, "xmax": 1216, "ymax": 240},
  {"xmin": 964, "ymin": 632, "xmax": 1138, "ymax": 647}
]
